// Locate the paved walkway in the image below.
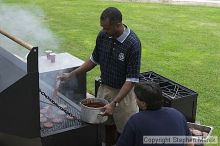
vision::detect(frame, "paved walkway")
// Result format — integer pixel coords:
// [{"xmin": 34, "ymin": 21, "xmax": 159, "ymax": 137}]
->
[{"xmin": 111, "ymin": 0, "xmax": 220, "ymax": 7}]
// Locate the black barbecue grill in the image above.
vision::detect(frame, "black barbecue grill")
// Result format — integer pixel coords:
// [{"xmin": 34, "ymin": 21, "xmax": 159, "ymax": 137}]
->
[
  {"xmin": 139, "ymin": 72, "xmax": 198, "ymax": 100},
  {"xmin": 139, "ymin": 71, "xmax": 198, "ymax": 122},
  {"xmin": 0, "ymin": 29, "xmax": 102, "ymax": 146}
]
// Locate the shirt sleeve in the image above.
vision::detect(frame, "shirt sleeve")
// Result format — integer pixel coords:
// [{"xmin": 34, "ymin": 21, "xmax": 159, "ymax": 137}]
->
[
  {"xmin": 117, "ymin": 119, "xmax": 135, "ymax": 146},
  {"xmin": 183, "ymin": 118, "xmax": 191, "ymax": 136},
  {"xmin": 179, "ymin": 111, "xmax": 191, "ymax": 136},
  {"xmin": 91, "ymin": 32, "xmax": 102, "ymax": 64},
  {"xmin": 126, "ymin": 41, "xmax": 141, "ymax": 81}
]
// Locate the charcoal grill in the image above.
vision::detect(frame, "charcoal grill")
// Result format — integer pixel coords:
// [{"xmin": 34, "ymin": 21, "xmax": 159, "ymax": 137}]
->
[
  {"xmin": 139, "ymin": 71, "xmax": 198, "ymax": 122},
  {"xmin": 0, "ymin": 29, "xmax": 102, "ymax": 146}
]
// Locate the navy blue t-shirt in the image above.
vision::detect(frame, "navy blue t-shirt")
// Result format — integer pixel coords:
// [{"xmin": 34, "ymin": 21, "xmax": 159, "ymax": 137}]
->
[{"xmin": 117, "ymin": 107, "xmax": 190, "ymax": 146}]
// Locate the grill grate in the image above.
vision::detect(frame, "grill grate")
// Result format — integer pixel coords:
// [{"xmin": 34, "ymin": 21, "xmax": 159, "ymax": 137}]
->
[
  {"xmin": 139, "ymin": 72, "xmax": 194, "ymax": 99},
  {"xmin": 39, "ymin": 81, "xmax": 86, "ymax": 137}
]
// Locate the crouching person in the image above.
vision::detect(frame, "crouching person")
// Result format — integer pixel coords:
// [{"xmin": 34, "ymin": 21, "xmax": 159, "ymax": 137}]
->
[{"xmin": 117, "ymin": 81, "xmax": 194, "ymax": 146}]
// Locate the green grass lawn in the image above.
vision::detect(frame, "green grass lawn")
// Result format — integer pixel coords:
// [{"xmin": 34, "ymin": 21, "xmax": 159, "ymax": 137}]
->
[{"xmin": 2, "ymin": 0, "xmax": 220, "ymax": 143}]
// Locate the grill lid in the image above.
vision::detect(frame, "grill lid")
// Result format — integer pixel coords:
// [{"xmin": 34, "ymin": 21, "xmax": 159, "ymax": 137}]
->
[{"xmin": 0, "ymin": 46, "xmax": 40, "ymax": 138}]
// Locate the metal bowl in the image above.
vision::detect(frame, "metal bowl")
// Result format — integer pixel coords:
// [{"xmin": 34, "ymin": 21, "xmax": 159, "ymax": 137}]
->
[{"xmin": 80, "ymin": 98, "xmax": 108, "ymax": 124}]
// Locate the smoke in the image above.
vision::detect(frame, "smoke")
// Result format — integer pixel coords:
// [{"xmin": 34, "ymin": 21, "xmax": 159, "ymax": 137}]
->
[
  {"xmin": 0, "ymin": 2, "xmax": 85, "ymax": 105},
  {"xmin": 0, "ymin": 2, "xmax": 60, "ymax": 58}
]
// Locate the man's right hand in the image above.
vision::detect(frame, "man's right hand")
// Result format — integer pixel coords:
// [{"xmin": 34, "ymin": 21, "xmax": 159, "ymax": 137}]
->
[{"xmin": 58, "ymin": 73, "xmax": 71, "ymax": 82}]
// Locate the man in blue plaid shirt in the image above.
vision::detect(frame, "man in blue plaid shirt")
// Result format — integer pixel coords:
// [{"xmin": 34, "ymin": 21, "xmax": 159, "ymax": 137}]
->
[{"xmin": 60, "ymin": 7, "xmax": 141, "ymax": 145}]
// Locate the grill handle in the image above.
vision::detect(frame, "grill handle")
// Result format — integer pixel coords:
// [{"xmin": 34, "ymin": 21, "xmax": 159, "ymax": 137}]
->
[{"xmin": 0, "ymin": 28, "xmax": 33, "ymax": 50}]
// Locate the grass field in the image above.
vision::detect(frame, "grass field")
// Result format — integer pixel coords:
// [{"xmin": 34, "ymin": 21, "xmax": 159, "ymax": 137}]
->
[{"xmin": 2, "ymin": 0, "xmax": 220, "ymax": 143}]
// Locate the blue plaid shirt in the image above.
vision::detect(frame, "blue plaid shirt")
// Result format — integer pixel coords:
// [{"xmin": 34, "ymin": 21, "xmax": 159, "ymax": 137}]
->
[{"xmin": 90, "ymin": 25, "xmax": 141, "ymax": 89}]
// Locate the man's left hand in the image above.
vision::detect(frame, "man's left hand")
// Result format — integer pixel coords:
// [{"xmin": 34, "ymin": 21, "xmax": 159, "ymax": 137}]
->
[{"xmin": 100, "ymin": 103, "xmax": 115, "ymax": 116}]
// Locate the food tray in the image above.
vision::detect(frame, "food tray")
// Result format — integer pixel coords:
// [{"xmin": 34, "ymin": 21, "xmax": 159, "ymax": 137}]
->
[{"xmin": 187, "ymin": 122, "xmax": 213, "ymax": 140}]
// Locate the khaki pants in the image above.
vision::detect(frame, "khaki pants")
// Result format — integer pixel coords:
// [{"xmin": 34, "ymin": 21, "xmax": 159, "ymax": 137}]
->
[{"xmin": 97, "ymin": 84, "xmax": 139, "ymax": 133}]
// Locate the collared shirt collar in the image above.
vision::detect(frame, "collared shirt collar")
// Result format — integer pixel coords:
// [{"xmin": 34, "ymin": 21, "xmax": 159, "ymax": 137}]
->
[{"xmin": 116, "ymin": 25, "xmax": 130, "ymax": 43}]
